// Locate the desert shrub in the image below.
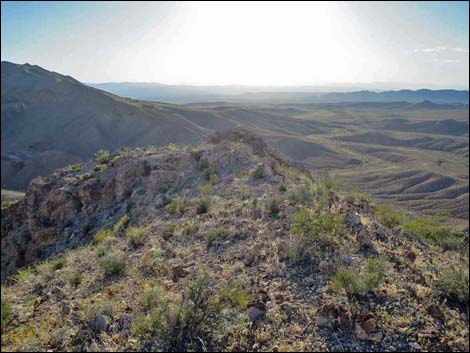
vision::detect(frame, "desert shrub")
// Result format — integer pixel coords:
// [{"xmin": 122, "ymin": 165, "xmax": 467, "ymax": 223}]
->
[
  {"xmin": 142, "ymin": 285, "xmax": 163, "ymax": 312},
  {"xmin": 48, "ymin": 256, "xmax": 65, "ymax": 271},
  {"xmin": 99, "ymin": 251, "xmax": 127, "ymax": 277},
  {"xmin": 113, "ymin": 214, "xmax": 130, "ymax": 234},
  {"xmin": 78, "ymin": 172, "xmax": 92, "ymax": 181},
  {"xmin": 209, "ymin": 173, "xmax": 219, "ymax": 186},
  {"xmin": 251, "ymin": 164, "xmax": 265, "ymax": 180},
  {"xmin": 205, "ymin": 227, "xmax": 226, "ymax": 247},
  {"xmin": 93, "ymin": 229, "xmax": 113, "ymax": 245},
  {"xmin": 218, "ymin": 282, "xmax": 249, "ymax": 309},
  {"xmin": 127, "ymin": 226, "xmax": 146, "ymax": 249},
  {"xmin": 198, "ymin": 184, "xmax": 212, "ymax": 195},
  {"xmin": 84, "ymin": 300, "xmax": 116, "ymax": 324},
  {"xmin": 162, "ymin": 223, "xmax": 175, "ymax": 240},
  {"xmin": 203, "ymin": 167, "xmax": 217, "ymax": 181},
  {"xmin": 362, "ymin": 257, "xmax": 387, "ymax": 292},
  {"xmin": 133, "ymin": 271, "xmax": 217, "ymax": 351},
  {"xmin": 1, "ymin": 301, "xmax": 10, "ymax": 332},
  {"xmin": 331, "ymin": 267, "xmax": 363, "ymax": 298},
  {"xmin": 166, "ymin": 197, "xmax": 187, "ymax": 215},
  {"xmin": 93, "ymin": 164, "xmax": 107, "ymax": 172},
  {"xmin": 1, "ymin": 201, "xmax": 14, "ymax": 208},
  {"xmin": 351, "ymin": 191, "xmax": 372, "ymax": 204},
  {"xmin": 189, "ymin": 148, "xmax": 203, "ymax": 162},
  {"xmin": 68, "ymin": 273, "xmax": 82, "ymax": 288},
  {"xmin": 196, "ymin": 198, "xmax": 208, "ymax": 214},
  {"xmin": 182, "ymin": 223, "xmax": 197, "ymax": 237},
  {"xmin": 291, "ymin": 207, "xmax": 343, "ymax": 240},
  {"xmin": 375, "ymin": 204, "xmax": 405, "ymax": 229},
  {"xmin": 265, "ymin": 198, "xmax": 280, "ymax": 217},
  {"xmin": 402, "ymin": 216, "xmax": 465, "ymax": 252},
  {"xmin": 12, "ymin": 267, "xmax": 37, "ymax": 283},
  {"xmin": 438, "ymin": 269, "xmax": 469, "ymax": 304},
  {"xmin": 332, "ymin": 257, "xmax": 387, "ymax": 299},
  {"xmin": 94, "ymin": 149, "xmax": 111, "ymax": 164},
  {"xmin": 278, "ymin": 182, "xmax": 287, "ymax": 192}
]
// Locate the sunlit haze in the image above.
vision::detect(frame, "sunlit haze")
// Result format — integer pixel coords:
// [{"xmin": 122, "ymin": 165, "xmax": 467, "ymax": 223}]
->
[{"xmin": 1, "ymin": 1, "xmax": 469, "ymax": 88}]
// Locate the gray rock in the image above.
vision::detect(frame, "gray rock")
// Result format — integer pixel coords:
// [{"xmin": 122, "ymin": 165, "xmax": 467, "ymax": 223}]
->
[
  {"xmin": 90, "ymin": 314, "xmax": 108, "ymax": 333},
  {"xmin": 247, "ymin": 306, "xmax": 266, "ymax": 322}
]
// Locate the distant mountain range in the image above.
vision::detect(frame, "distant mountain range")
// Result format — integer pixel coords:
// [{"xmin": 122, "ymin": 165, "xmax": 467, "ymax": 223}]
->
[{"xmin": 88, "ymin": 82, "xmax": 469, "ymax": 104}]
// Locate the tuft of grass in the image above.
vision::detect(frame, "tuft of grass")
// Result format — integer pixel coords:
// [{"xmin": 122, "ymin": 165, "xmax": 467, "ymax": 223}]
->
[
  {"xmin": 205, "ymin": 226, "xmax": 226, "ymax": 247},
  {"xmin": 189, "ymin": 148, "xmax": 203, "ymax": 162},
  {"xmin": 438, "ymin": 269, "xmax": 469, "ymax": 304},
  {"xmin": 331, "ymin": 257, "xmax": 387, "ymax": 299},
  {"xmin": 99, "ymin": 251, "xmax": 127, "ymax": 278},
  {"xmin": 402, "ymin": 216, "xmax": 466, "ymax": 252},
  {"xmin": 278, "ymin": 182, "xmax": 287, "ymax": 192},
  {"xmin": 94, "ymin": 149, "xmax": 111, "ymax": 164},
  {"xmin": 142, "ymin": 285, "xmax": 163, "ymax": 312},
  {"xmin": 162, "ymin": 223, "xmax": 176, "ymax": 240},
  {"xmin": 113, "ymin": 214, "xmax": 130, "ymax": 234},
  {"xmin": 127, "ymin": 226, "xmax": 146, "ymax": 249},
  {"xmin": 68, "ymin": 273, "xmax": 82, "ymax": 288},
  {"xmin": 166, "ymin": 197, "xmax": 187, "ymax": 215},
  {"xmin": 265, "ymin": 198, "xmax": 280, "ymax": 217},
  {"xmin": 375, "ymin": 204, "xmax": 405, "ymax": 229},
  {"xmin": 133, "ymin": 271, "xmax": 216, "ymax": 352},
  {"xmin": 196, "ymin": 198, "xmax": 208, "ymax": 215},
  {"xmin": 218, "ymin": 282, "xmax": 249, "ymax": 309},
  {"xmin": 251, "ymin": 164, "xmax": 266, "ymax": 180},
  {"xmin": 291, "ymin": 207, "xmax": 343, "ymax": 240},
  {"xmin": 1, "ymin": 301, "xmax": 11, "ymax": 332},
  {"xmin": 182, "ymin": 223, "xmax": 197, "ymax": 237},
  {"xmin": 93, "ymin": 229, "xmax": 113, "ymax": 245}
]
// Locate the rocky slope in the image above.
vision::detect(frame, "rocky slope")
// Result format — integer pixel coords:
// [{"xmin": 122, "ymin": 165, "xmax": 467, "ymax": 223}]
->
[{"xmin": 1, "ymin": 128, "xmax": 468, "ymax": 352}]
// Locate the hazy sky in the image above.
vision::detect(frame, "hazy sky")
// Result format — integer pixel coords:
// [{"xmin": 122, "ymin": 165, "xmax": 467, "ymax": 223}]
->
[{"xmin": 1, "ymin": 1, "xmax": 469, "ymax": 88}]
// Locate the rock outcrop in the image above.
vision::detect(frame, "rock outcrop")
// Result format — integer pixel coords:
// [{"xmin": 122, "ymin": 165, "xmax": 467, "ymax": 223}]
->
[{"xmin": 1, "ymin": 128, "xmax": 289, "ymax": 280}]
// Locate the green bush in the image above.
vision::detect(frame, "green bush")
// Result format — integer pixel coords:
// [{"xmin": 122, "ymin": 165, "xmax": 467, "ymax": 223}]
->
[
  {"xmin": 99, "ymin": 251, "xmax": 127, "ymax": 278},
  {"xmin": 162, "ymin": 223, "xmax": 175, "ymax": 240},
  {"xmin": 402, "ymin": 217, "xmax": 465, "ymax": 252},
  {"xmin": 49, "ymin": 257, "xmax": 65, "ymax": 271},
  {"xmin": 278, "ymin": 182, "xmax": 287, "ymax": 192},
  {"xmin": 196, "ymin": 198, "xmax": 208, "ymax": 214},
  {"xmin": 205, "ymin": 227, "xmax": 226, "ymax": 247},
  {"xmin": 92, "ymin": 229, "xmax": 113, "ymax": 245},
  {"xmin": 182, "ymin": 223, "xmax": 197, "ymax": 237},
  {"xmin": 291, "ymin": 207, "xmax": 343, "ymax": 240},
  {"xmin": 127, "ymin": 226, "xmax": 146, "ymax": 249},
  {"xmin": 113, "ymin": 214, "xmax": 130, "ymax": 234},
  {"xmin": 331, "ymin": 267, "xmax": 362, "ymax": 298},
  {"xmin": 133, "ymin": 271, "xmax": 216, "ymax": 351},
  {"xmin": 209, "ymin": 173, "xmax": 219, "ymax": 186},
  {"xmin": 218, "ymin": 282, "xmax": 249, "ymax": 309},
  {"xmin": 332, "ymin": 257, "xmax": 387, "ymax": 299},
  {"xmin": 438, "ymin": 269, "xmax": 469, "ymax": 304},
  {"xmin": 166, "ymin": 197, "xmax": 187, "ymax": 215},
  {"xmin": 375, "ymin": 204, "xmax": 405, "ymax": 229},
  {"xmin": 265, "ymin": 198, "xmax": 280, "ymax": 217},
  {"xmin": 251, "ymin": 164, "xmax": 265, "ymax": 180},
  {"xmin": 189, "ymin": 149, "xmax": 203, "ymax": 162},
  {"xmin": 68, "ymin": 273, "xmax": 82, "ymax": 288},
  {"xmin": 363, "ymin": 257, "xmax": 387, "ymax": 292},
  {"xmin": 142, "ymin": 285, "xmax": 163, "ymax": 312},
  {"xmin": 1, "ymin": 301, "xmax": 10, "ymax": 332},
  {"xmin": 94, "ymin": 149, "xmax": 111, "ymax": 164}
]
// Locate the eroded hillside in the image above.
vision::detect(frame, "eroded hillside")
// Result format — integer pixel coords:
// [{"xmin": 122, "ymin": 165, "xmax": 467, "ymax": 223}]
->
[{"xmin": 1, "ymin": 129, "xmax": 468, "ymax": 352}]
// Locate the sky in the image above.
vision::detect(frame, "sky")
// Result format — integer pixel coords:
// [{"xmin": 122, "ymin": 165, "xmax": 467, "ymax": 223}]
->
[{"xmin": 1, "ymin": 1, "xmax": 469, "ymax": 88}]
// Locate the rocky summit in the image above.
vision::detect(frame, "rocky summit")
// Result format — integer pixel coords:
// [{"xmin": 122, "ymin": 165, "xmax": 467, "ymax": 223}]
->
[{"xmin": 1, "ymin": 128, "xmax": 469, "ymax": 352}]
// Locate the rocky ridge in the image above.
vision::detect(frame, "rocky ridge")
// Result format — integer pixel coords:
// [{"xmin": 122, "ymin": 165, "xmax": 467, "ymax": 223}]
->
[{"xmin": 1, "ymin": 128, "xmax": 468, "ymax": 352}]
